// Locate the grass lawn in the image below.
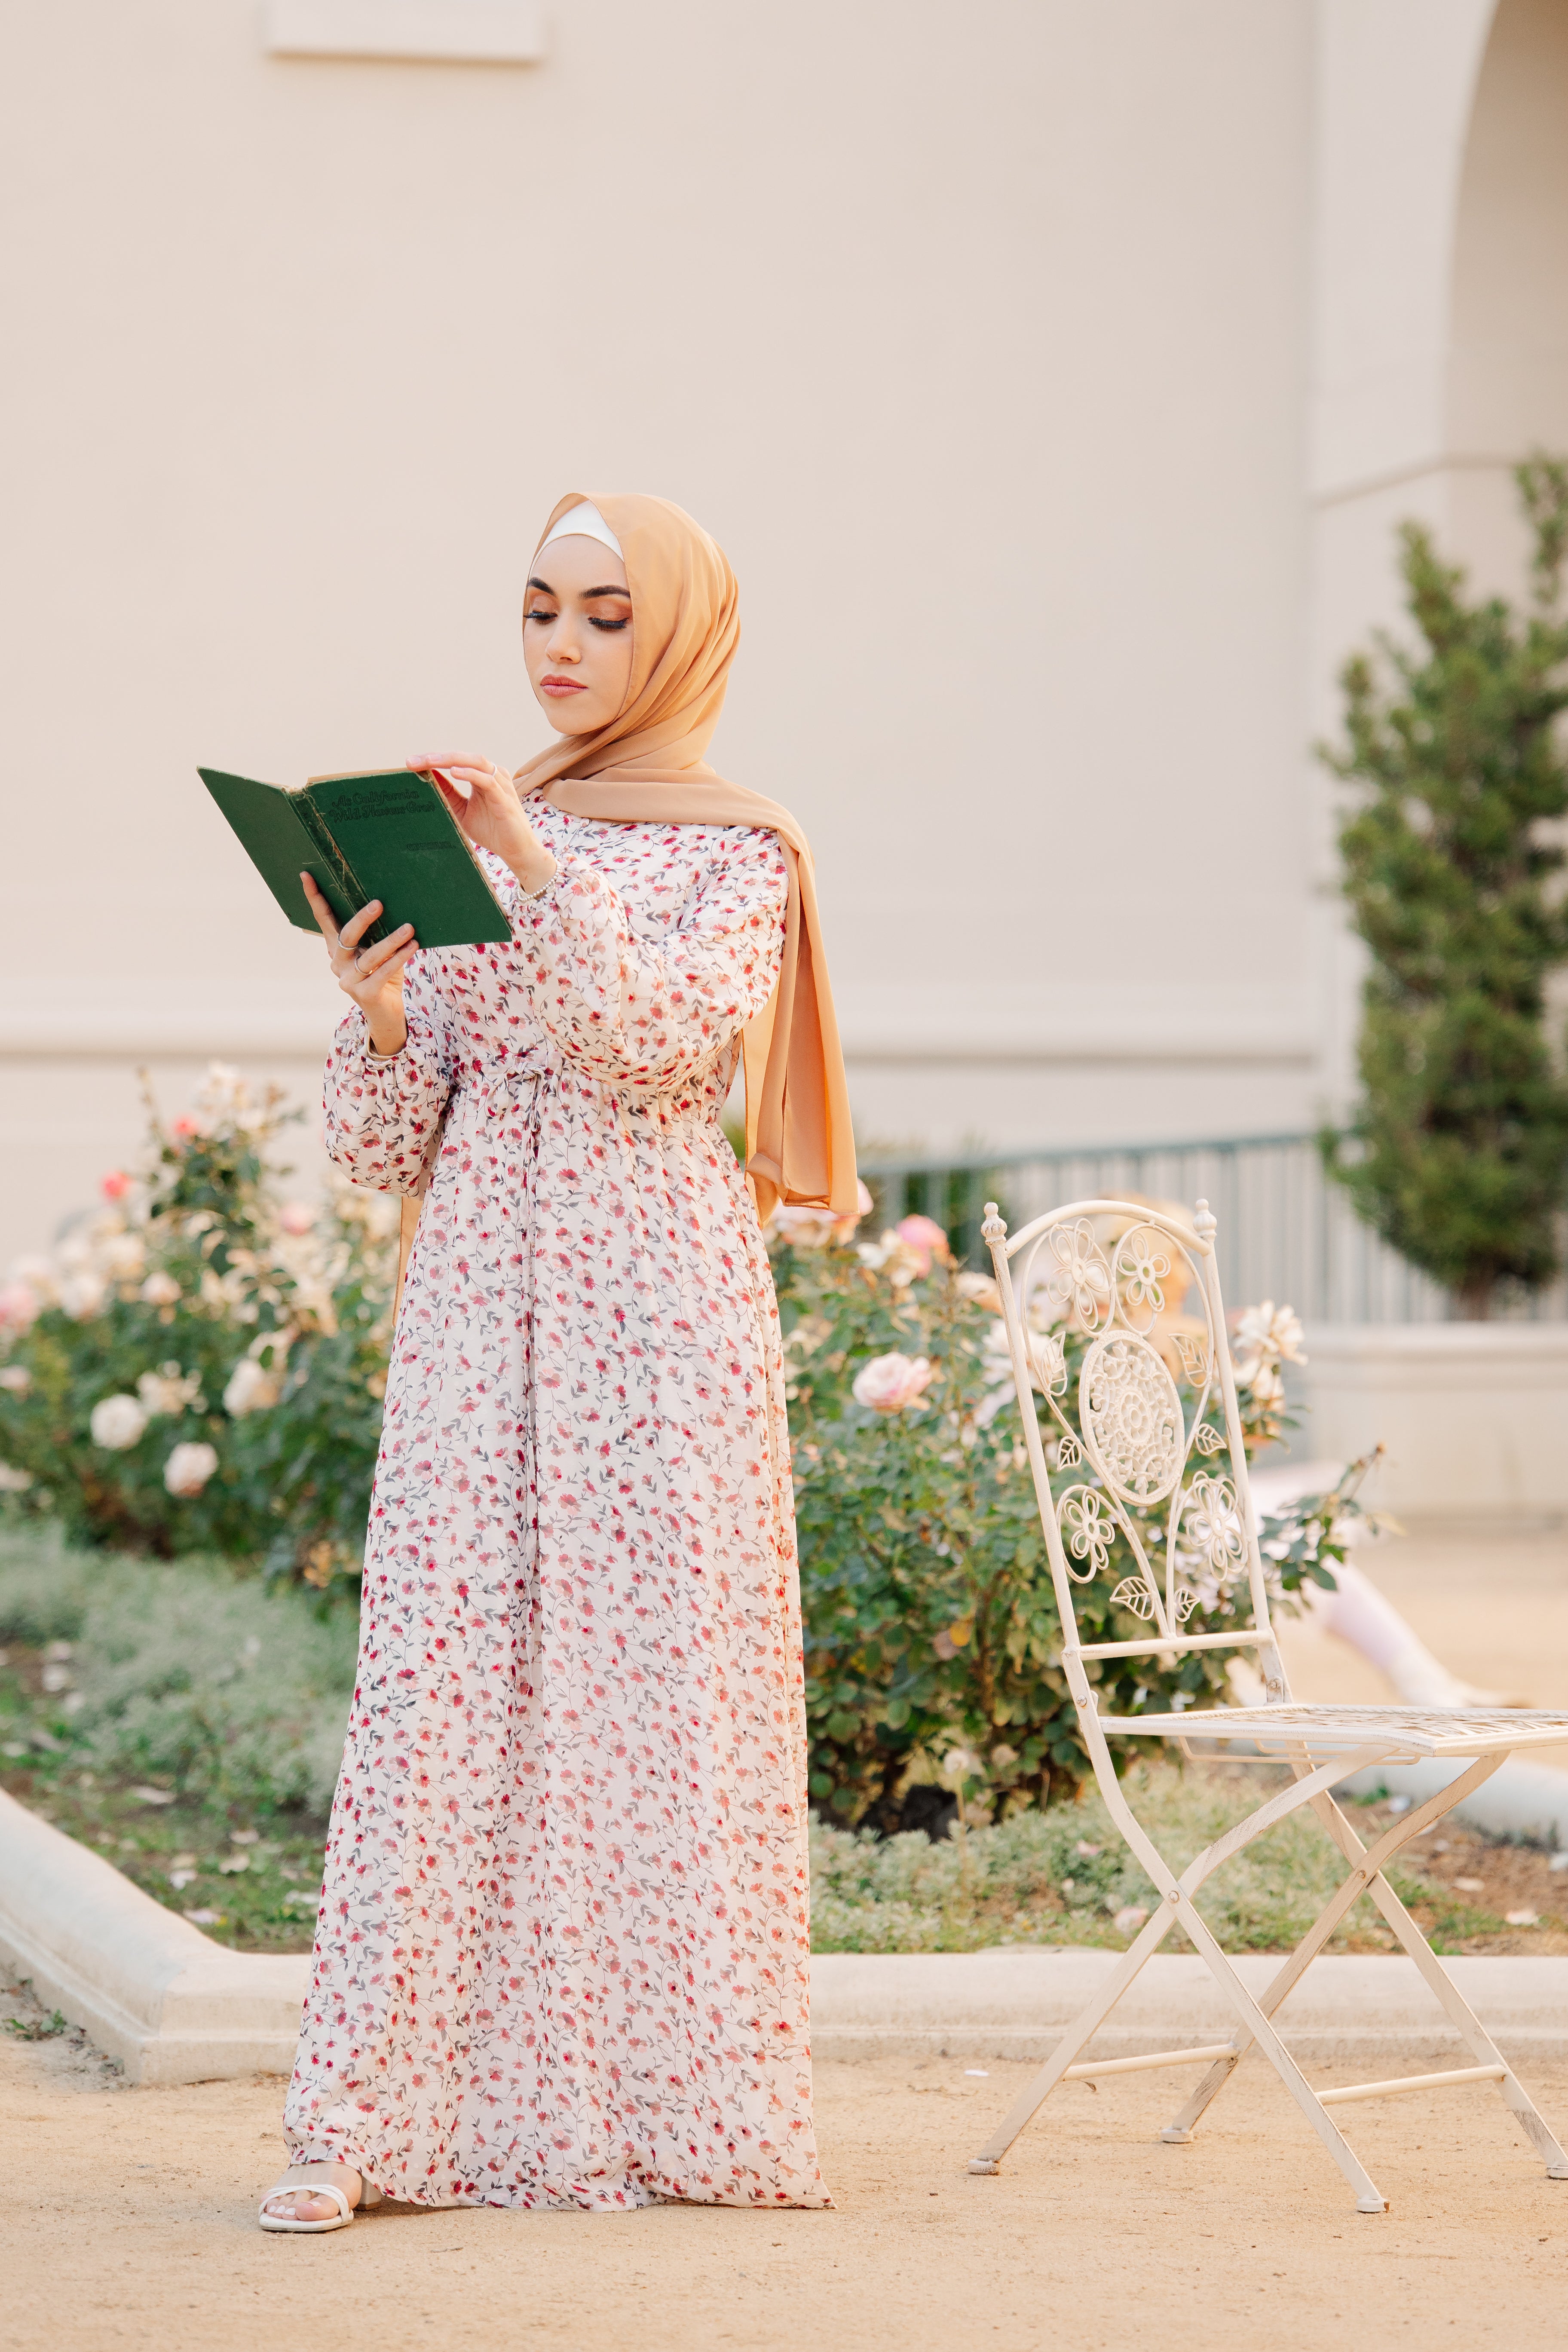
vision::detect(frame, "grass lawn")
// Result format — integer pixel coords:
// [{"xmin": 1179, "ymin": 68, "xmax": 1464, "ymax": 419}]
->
[
  {"xmin": 3, "ymin": 1527, "xmax": 1565, "ymax": 1961},
  {"xmin": 0, "ymin": 1528, "xmax": 349, "ymax": 1954}
]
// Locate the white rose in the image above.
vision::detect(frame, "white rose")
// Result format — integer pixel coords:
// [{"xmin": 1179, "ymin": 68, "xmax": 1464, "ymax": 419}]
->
[
  {"xmin": 224, "ymin": 1358, "xmax": 280, "ymax": 1417},
  {"xmin": 140, "ymin": 1271, "xmax": 181, "ymax": 1307},
  {"xmin": 851, "ymin": 1351, "xmax": 935, "ymax": 1413},
  {"xmin": 163, "ymin": 1441, "xmax": 219, "ymax": 1498},
  {"xmin": 1233, "ymin": 1298, "xmax": 1308, "ymax": 1371},
  {"xmin": 59, "ymin": 1271, "xmax": 107, "ymax": 1320},
  {"xmin": 103, "ymin": 1233, "xmax": 147, "ymax": 1282},
  {"xmin": 137, "ymin": 1366, "xmax": 202, "ymax": 1417},
  {"xmin": 769, "ymin": 1205, "xmax": 839, "ymax": 1248},
  {"xmin": 0, "ymin": 1364, "xmax": 31, "ymax": 1394},
  {"xmin": 91, "ymin": 1394, "xmax": 148, "ymax": 1451}
]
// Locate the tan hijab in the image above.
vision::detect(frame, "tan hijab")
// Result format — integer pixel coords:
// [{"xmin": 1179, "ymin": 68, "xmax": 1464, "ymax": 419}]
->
[{"xmin": 512, "ymin": 490, "xmax": 858, "ymax": 1224}]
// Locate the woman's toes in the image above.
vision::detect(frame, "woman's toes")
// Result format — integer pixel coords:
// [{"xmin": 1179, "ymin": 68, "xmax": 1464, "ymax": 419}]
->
[{"xmin": 265, "ymin": 2186, "xmax": 352, "ymax": 2223}]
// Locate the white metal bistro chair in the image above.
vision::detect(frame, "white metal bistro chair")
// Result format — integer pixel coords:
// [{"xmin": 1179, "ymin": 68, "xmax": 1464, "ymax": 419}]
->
[{"xmin": 967, "ymin": 1194, "xmax": 1568, "ymax": 2215}]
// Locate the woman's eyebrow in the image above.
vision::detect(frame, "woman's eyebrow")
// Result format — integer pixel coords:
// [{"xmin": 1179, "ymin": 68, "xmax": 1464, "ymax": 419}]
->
[{"xmin": 525, "ymin": 574, "xmax": 630, "ymax": 599}]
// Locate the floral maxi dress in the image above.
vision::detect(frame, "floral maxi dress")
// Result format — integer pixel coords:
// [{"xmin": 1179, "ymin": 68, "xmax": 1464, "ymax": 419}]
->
[{"xmin": 282, "ymin": 810, "xmax": 831, "ymax": 2211}]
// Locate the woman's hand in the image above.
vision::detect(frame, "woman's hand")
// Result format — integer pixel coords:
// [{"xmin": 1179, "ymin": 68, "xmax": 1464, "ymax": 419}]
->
[
  {"xmin": 302, "ymin": 873, "xmax": 415, "ymax": 1057},
  {"xmin": 408, "ymin": 753, "xmax": 557, "ymax": 896}
]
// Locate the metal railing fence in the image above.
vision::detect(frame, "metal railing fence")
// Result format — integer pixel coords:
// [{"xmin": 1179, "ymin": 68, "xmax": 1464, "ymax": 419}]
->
[{"xmin": 858, "ymin": 1133, "xmax": 1568, "ymax": 1324}]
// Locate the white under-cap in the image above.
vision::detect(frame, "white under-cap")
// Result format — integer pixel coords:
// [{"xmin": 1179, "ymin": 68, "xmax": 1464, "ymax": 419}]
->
[{"xmin": 539, "ymin": 499, "xmax": 624, "ymax": 559}]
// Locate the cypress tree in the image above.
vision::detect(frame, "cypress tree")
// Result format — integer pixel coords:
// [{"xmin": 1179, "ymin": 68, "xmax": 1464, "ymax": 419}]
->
[{"xmin": 1320, "ymin": 456, "xmax": 1568, "ymax": 1317}]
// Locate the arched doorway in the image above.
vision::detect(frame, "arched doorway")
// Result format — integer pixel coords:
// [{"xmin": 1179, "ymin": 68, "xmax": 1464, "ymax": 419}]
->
[
  {"xmin": 1308, "ymin": 0, "xmax": 1568, "ymax": 1115},
  {"xmin": 1446, "ymin": 0, "xmax": 1568, "ymax": 585}
]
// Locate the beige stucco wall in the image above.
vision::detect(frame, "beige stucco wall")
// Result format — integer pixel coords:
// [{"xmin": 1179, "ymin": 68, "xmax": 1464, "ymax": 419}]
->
[
  {"xmin": 0, "ymin": 0, "xmax": 1325, "ymax": 1248},
  {"xmin": 7, "ymin": 0, "xmax": 1560, "ymax": 1259}
]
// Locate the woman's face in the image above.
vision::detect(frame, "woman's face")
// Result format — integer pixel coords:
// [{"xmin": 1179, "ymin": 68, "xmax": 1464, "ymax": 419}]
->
[{"xmin": 523, "ymin": 535, "xmax": 635, "ymax": 735}]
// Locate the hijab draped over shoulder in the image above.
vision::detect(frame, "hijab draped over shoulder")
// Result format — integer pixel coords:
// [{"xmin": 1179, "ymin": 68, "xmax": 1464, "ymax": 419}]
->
[{"xmin": 513, "ymin": 490, "xmax": 858, "ymax": 1222}]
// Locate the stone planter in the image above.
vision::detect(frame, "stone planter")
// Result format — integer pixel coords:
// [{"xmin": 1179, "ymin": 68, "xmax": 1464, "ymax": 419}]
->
[{"xmin": 1301, "ymin": 1323, "xmax": 1568, "ymax": 1519}]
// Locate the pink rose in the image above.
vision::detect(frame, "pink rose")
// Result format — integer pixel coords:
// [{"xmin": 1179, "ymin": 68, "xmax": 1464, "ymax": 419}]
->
[
  {"xmin": 851, "ymin": 1351, "xmax": 935, "ymax": 1412},
  {"xmin": 279, "ymin": 1201, "xmax": 316, "ymax": 1237},
  {"xmin": 828, "ymin": 1179, "xmax": 877, "ymax": 1243},
  {"xmin": 0, "ymin": 1282, "xmax": 40, "ymax": 1333},
  {"xmin": 171, "ymin": 1115, "xmax": 206, "ymax": 1140},
  {"xmin": 99, "ymin": 1169, "xmax": 130, "ymax": 1201},
  {"xmin": 894, "ymin": 1214, "xmax": 950, "ymax": 1275}
]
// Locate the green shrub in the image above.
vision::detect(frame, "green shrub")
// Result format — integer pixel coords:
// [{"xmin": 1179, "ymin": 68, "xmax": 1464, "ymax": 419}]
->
[
  {"xmin": 807, "ymin": 1758, "xmax": 1469, "ymax": 1955},
  {"xmin": 1320, "ymin": 455, "xmax": 1568, "ymax": 1314},
  {"xmin": 775, "ymin": 1213, "xmax": 1360, "ymax": 1820},
  {"xmin": 0, "ymin": 1066, "xmax": 394, "ymax": 1585}
]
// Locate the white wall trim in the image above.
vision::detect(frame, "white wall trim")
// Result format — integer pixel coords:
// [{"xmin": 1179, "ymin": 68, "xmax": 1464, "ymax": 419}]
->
[{"xmin": 263, "ymin": 0, "xmax": 551, "ymax": 65}]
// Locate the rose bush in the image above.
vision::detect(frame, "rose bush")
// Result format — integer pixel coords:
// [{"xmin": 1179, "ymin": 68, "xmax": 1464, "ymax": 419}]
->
[
  {"xmin": 776, "ymin": 1210, "xmax": 1363, "ymax": 1819},
  {"xmin": 0, "ymin": 1066, "xmax": 396, "ymax": 1586}
]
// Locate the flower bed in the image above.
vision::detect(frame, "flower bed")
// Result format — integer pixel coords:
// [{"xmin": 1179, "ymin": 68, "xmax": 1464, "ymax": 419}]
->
[
  {"xmin": 3, "ymin": 1523, "xmax": 1559, "ymax": 1961},
  {"xmin": 0, "ymin": 1068, "xmax": 393, "ymax": 1583},
  {"xmin": 2, "ymin": 1068, "xmax": 1371, "ymax": 1817}
]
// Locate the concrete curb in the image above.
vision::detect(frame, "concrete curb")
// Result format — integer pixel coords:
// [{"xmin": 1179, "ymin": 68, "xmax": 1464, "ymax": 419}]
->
[
  {"xmin": 0, "ymin": 1790, "xmax": 306, "ymax": 2084},
  {"xmin": 808, "ymin": 1947, "xmax": 1568, "ymax": 2062},
  {"xmin": 6, "ymin": 1789, "xmax": 1568, "ymax": 2085}
]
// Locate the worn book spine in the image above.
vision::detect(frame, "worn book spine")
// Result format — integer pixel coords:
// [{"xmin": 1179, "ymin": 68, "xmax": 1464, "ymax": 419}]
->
[{"xmin": 290, "ymin": 797, "xmax": 389, "ymax": 946}]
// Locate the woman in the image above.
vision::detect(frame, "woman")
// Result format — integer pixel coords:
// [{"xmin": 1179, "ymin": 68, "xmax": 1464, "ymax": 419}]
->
[{"xmin": 260, "ymin": 493, "xmax": 856, "ymax": 2228}]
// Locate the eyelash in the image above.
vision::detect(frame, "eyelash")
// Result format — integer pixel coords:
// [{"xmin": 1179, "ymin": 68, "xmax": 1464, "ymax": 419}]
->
[{"xmin": 526, "ymin": 609, "xmax": 630, "ymax": 632}]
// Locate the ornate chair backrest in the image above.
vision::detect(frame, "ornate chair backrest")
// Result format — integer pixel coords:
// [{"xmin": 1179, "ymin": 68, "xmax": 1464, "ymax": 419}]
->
[{"xmin": 983, "ymin": 1196, "xmax": 1288, "ymax": 1722}]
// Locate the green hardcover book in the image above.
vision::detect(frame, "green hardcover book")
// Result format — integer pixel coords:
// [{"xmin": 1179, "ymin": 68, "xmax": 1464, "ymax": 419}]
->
[{"xmin": 198, "ymin": 766, "xmax": 514, "ymax": 949}]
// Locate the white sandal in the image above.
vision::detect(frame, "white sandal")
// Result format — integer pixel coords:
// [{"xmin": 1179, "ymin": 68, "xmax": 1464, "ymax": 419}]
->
[{"xmin": 259, "ymin": 2160, "xmax": 383, "ymax": 2233}]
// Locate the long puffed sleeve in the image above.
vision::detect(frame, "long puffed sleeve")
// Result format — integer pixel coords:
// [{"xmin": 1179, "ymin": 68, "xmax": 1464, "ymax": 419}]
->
[
  {"xmin": 505, "ymin": 827, "xmax": 788, "ymax": 1094},
  {"xmin": 322, "ymin": 963, "xmax": 452, "ymax": 1194}
]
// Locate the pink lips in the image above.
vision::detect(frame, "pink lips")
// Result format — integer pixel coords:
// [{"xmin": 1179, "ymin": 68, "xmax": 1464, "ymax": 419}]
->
[{"xmin": 541, "ymin": 675, "xmax": 587, "ymax": 696}]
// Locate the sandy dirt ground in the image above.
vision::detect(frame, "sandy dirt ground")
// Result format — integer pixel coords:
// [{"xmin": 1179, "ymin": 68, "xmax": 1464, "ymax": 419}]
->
[
  {"xmin": 5, "ymin": 2018, "xmax": 1568, "ymax": 2352},
  {"xmin": 6, "ymin": 1522, "xmax": 1565, "ymax": 2347}
]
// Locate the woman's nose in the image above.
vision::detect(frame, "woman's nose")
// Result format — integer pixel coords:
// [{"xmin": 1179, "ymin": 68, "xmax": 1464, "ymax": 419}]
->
[{"xmin": 546, "ymin": 627, "xmax": 580, "ymax": 663}]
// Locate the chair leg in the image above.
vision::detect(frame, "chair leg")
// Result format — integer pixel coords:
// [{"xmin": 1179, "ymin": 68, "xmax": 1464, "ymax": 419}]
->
[
  {"xmin": 1164, "ymin": 1888, "xmax": 1390, "ymax": 2211},
  {"xmin": 1160, "ymin": 1750, "xmax": 1568, "ymax": 2185},
  {"xmin": 967, "ymin": 1902, "xmax": 1178, "ymax": 2170},
  {"xmin": 1160, "ymin": 1755, "xmax": 1502, "ymax": 2146},
  {"xmin": 970, "ymin": 1749, "xmax": 1387, "ymax": 2178},
  {"xmin": 1309, "ymin": 1784, "xmax": 1568, "ymax": 2180}
]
